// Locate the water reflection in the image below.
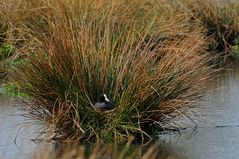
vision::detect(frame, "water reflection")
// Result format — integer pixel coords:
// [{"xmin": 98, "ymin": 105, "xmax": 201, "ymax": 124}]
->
[
  {"xmin": 195, "ymin": 63, "xmax": 239, "ymax": 126},
  {"xmin": 1, "ymin": 63, "xmax": 239, "ymax": 159},
  {"xmin": 159, "ymin": 126, "xmax": 239, "ymax": 159},
  {"xmin": 31, "ymin": 141, "xmax": 185, "ymax": 159},
  {"xmin": 0, "ymin": 96, "xmax": 38, "ymax": 159}
]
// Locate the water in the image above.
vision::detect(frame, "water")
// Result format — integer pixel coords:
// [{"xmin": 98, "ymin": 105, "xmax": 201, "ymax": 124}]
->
[
  {"xmin": 159, "ymin": 63, "xmax": 239, "ymax": 159},
  {"xmin": 0, "ymin": 97, "xmax": 53, "ymax": 159},
  {"xmin": 0, "ymin": 63, "xmax": 239, "ymax": 159}
]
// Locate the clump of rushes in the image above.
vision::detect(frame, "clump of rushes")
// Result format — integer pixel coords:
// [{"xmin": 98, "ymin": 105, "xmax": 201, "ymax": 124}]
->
[
  {"xmin": 13, "ymin": 0, "xmax": 212, "ymax": 141},
  {"xmin": 181, "ymin": 0, "xmax": 239, "ymax": 59}
]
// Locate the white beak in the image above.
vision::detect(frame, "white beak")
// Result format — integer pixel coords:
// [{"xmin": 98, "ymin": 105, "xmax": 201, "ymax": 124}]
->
[{"xmin": 103, "ymin": 94, "xmax": 110, "ymax": 102}]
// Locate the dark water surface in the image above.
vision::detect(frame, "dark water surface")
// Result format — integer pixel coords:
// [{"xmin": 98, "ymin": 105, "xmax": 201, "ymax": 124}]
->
[{"xmin": 1, "ymin": 63, "xmax": 239, "ymax": 159}]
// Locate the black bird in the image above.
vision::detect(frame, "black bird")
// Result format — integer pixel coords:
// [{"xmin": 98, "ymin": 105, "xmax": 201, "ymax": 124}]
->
[{"xmin": 94, "ymin": 94, "xmax": 115, "ymax": 110}]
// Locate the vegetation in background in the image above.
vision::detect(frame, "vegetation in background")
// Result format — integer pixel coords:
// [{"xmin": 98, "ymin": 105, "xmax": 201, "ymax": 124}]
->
[
  {"xmin": 0, "ymin": 0, "xmax": 49, "ymax": 84},
  {"xmin": 180, "ymin": 0, "xmax": 239, "ymax": 60},
  {"xmin": 0, "ymin": 13, "xmax": 7, "ymax": 82},
  {"xmin": 232, "ymin": 37, "xmax": 239, "ymax": 59},
  {"xmin": 0, "ymin": 43, "xmax": 20, "ymax": 84}
]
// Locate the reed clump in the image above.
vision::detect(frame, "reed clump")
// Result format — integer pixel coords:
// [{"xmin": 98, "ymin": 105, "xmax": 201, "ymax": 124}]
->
[
  {"xmin": 8, "ymin": 0, "xmax": 212, "ymax": 141},
  {"xmin": 9, "ymin": 0, "xmax": 214, "ymax": 141}
]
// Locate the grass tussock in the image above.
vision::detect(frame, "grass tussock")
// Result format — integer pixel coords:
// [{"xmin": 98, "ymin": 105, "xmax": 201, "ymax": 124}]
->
[{"xmin": 9, "ymin": 0, "xmax": 213, "ymax": 141}]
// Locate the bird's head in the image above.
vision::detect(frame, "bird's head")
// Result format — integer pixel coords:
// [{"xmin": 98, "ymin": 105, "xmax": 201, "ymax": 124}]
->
[{"xmin": 97, "ymin": 94, "xmax": 110, "ymax": 103}]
